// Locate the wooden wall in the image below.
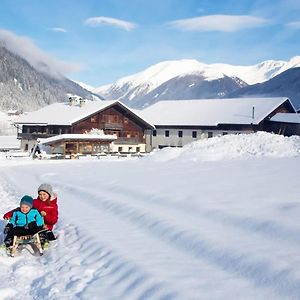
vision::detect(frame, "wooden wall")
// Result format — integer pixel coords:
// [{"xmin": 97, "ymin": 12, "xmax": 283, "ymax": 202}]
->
[{"xmin": 71, "ymin": 106, "xmax": 145, "ymax": 143}]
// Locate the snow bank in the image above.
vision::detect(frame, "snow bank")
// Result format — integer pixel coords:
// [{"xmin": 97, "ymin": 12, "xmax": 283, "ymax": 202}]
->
[{"xmin": 151, "ymin": 132, "xmax": 300, "ymax": 162}]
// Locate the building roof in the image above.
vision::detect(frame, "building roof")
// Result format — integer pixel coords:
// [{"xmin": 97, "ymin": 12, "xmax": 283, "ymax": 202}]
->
[
  {"xmin": 15, "ymin": 100, "xmax": 154, "ymax": 128},
  {"xmin": 38, "ymin": 133, "xmax": 117, "ymax": 145},
  {"xmin": 270, "ymin": 113, "xmax": 300, "ymax": 124},
  {"xmin": 139, "ymin": 97, "xmax": 294, "ymax": 126}
]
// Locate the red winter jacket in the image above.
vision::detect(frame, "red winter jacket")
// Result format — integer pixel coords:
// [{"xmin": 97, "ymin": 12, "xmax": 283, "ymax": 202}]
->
[{"xmin": 3, "ymin": 195, "xmax": 59, "ymax": 230}]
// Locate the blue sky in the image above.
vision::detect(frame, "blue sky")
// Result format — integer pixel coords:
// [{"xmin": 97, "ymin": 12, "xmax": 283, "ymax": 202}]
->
[{"xmin": 0, "ymin": 0, "xmax": 300, "ymax": 87}]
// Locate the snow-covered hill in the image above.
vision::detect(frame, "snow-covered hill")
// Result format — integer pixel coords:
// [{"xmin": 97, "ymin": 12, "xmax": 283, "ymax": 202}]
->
[
  {"xmin": 94, "ymin": 57, "xmax": 300, "ymax": 108},
  {"xmin": 229, "ymin": 67, "xmax": 300, "ymax": 109},
  {"xmin": 0, "ymin": 132, "xmax": 300, "ymax": 299},
  {"xmin": 0, "ymin": 46, "xmax": 95, "ymax": 111}
]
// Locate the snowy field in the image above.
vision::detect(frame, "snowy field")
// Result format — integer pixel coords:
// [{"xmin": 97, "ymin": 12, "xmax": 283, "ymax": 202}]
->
[{"xmin": 0, "ymin": 132, "xmax": 300, "ymax": 300}]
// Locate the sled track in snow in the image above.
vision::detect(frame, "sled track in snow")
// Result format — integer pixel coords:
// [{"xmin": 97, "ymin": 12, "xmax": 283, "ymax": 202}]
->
[
  {"xmin": 52, "ymin": 181, "xmax": 300, "ymax": 300},
  {"xmin": 0, "ymin": 176, "xmax": 181, "ymax": 300},
  {"xmin": 97, "ymin": 182, "xmax": 300, "ymax": 247}
]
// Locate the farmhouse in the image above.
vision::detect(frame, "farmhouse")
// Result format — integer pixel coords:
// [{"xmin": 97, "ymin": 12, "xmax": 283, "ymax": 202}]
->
[
  {"xmin": 15, "ymin": 99, "xmax": 154, "ymax": 157},
  {"xmin": 140, "ymin": 97, "xmax": 297, "ymax": 150},
  {"xmin": 15, "ymin": 97, "xmax": 299, "ymax": 156}
]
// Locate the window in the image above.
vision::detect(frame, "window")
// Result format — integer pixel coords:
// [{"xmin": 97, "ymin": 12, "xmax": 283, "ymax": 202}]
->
[
  {"xmin": 118, "ymin": 147, "xmax": 123, "ymax": 152},
  {"xmin": 124, "ymin": 117, "xmax": 129, "ymax": 124},
  {"xmin": 208, "ymin": 132, "xmax": 213, "ymax": 138},
  {"xmin": 222, "ymin": 132, "xmax": 228, "ymax": 135},
  {"xmin": 178, "ymin": 131, "xmax": 183, "ymax": 138},
  {"xmin": 165, "ymin": 130, "xmax": 169, "ymax": 137},
  {"xmin": 79, "ymin": 143, "xmax": 92, "ymax": 154},
  {"xmin": 136, "ymin": 147, "xmax": 140, "ymax": 152},
  {"xmin": 192, "ymin": 131, "xmax": 197, "ymax": 138},
  {"xmin": 153, "ymin": 130, "xmax": 157, "ymax": 136},
  {"xmin": 25, "ymin": 144, "xmax": 28, "ymax": 151},
  {"xmin": 90, "ymin": 116, "xmax": 97, "ymax": 122}
]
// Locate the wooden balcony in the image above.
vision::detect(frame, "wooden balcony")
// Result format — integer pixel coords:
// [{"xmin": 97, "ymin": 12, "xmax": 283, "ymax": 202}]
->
[
  {"xmin": 115, "ymin": 137, "xmax": 145, "ymax": 145},
  {"xmin": 17, "ymin": 133, "xmax": 56, "ymax": 140}
]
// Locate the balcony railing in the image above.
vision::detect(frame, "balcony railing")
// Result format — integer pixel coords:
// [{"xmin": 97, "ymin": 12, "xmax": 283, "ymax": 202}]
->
[
  {"xmin": 17, "ymin": 133, "xmax": 57, "ymax": 140},
  {"xmin": 115, "ymin": 137, "xmax": 145, "ymax": 145}
]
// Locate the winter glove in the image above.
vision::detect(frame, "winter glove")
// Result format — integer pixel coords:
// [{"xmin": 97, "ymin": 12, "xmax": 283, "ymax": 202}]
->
[
  {"xmin": 4, "ymin": 224, "xmax": 13, "ymax": 234},
  {"xmin": 27, "ymin": 221, "xmax": 37, "ymax": 230}
]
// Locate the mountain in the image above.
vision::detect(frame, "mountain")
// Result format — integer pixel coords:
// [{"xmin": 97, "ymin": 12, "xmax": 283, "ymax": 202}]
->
[
  {"xmin": 0, "ymin": 45, "xmax": 96, "ymax": 111},
  {"xmin": 95, "ymin": 57, "xmax": 300, "ymax": 108},
  {"xmin": 228, "ymin": 67, "xmax": 300, "ymax": 109},
  {"xmin": 73, "ymin": 80, "xmax": 95, "ymax": 93},
  {"xmin": 131, "ymin": 74, "xmax": 247, "ymax": 108}
]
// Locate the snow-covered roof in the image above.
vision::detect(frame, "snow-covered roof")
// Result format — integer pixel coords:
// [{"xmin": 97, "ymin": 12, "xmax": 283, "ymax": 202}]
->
[
  {"xmin": 38, "ymin": 133, "xmax": 117, "ymax": 145},
  {"xmin": 15, "ymin": 100, "xmax": 154, "ymax": 127},
  {"xmin": 270, "ymin": 113, "xmax": 300, "ymax": 124},
  {"xmin": 139, "ymin": 97, "xmax": 293, "ymax": 126}
]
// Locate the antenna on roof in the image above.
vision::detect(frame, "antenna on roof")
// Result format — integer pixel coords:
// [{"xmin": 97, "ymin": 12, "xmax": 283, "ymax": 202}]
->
[{"xmin": 252, "ymin": 106, "xmax": 255, "ymax": 119}]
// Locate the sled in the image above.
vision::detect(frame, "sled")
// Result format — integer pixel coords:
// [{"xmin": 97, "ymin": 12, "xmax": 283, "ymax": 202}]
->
[{"xmin": 7, "ymin": 229, "xmax": 47, "ymax": 257}]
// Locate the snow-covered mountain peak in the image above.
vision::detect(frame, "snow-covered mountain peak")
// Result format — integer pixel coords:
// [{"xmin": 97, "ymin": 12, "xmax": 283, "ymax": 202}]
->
[
  {"xmin": 113, "ymin": 59, "xmax": 206, "ymax": 87},
  {"xmin": 93, "ymin": 56, "xmax": 300, "ymax": 108},
  {"xmin": 274, "ymin": 56, "xmax": 300, "ymax": 75}
]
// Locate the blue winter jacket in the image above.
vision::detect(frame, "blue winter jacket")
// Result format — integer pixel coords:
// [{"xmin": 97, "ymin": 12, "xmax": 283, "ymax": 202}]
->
[{"xmin": 8, "ymin": 208, "xmax": 44, "ymax": 228}]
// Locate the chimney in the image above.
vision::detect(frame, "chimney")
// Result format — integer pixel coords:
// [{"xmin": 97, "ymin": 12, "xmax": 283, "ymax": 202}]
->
[
  {"xmin": 79, "ymin": 98, "xmax": 85, "ymax": 107},
  {"xmin": 69, "ymin": 97, "xmax": 75, "ymax": 106}
]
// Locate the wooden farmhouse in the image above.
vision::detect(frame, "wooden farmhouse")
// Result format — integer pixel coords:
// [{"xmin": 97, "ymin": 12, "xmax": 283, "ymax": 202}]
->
[
  {"xmin": 15, "ymin": 99, "xmax": 154, "ymax": 157},
  {"xmin": 139, "ymin": 97, "xmax": 298, "ymax": 150}
]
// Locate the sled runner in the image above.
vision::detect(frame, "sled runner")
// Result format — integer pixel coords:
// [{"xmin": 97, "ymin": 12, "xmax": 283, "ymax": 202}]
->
[
  {"xmin": 8, "ymin": 230, "xmax": 44, "ymax": 257},
  {"xmin": 6, "ymin": 229, "xmax": 55, "ymax": 257}
]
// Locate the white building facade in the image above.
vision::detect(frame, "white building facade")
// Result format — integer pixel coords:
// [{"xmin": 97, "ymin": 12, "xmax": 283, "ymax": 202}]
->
[{"xmin": 141, "ymin": 97, "xmax": 296, "ymax": 150}]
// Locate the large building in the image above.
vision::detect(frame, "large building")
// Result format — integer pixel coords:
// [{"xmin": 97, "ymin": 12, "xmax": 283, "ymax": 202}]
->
[
  {"xmin": 140, "ymin": 97, "xmax": 297, "ymax": 150},
  {"xmin": 15, "ymin": 99, "xmax": 154, "ymax": 156},
  {"xmin": 15, "ymin": 97, "xmax": 299, "ymax": 156}
]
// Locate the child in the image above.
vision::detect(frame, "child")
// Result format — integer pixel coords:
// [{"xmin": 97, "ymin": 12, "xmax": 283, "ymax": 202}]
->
[
  {"xmin": 4, "ymin": 195, "xmax": 44, "ymax": 247},
  {"xmin": 34, "ymin": 183, "xmax": 58, "ymax": 231},
  {"xmin": 3, "ymin": 183, "xmax": 58, "ymax": 241}
]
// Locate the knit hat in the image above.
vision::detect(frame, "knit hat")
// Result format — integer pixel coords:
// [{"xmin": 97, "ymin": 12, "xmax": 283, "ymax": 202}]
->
[
  {"xmin": 20, "ymin": 195, "xmax": 33, "ymax": 208},
  {"xmin": 38, "ymin": 183, "xmax": 54, "ymax": 198}
]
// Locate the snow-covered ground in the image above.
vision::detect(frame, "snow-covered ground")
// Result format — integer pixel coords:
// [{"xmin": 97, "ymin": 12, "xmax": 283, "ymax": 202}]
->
[{"xmin": 0, "ymin": 132, "xmax": 300, "ymax": 300}]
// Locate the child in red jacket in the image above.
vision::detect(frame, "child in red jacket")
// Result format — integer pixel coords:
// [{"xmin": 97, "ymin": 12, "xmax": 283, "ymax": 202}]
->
[
  {"xmin": 3, "ymin": 183, "xmax": 58, "ymax": 241},
  {"xmin": 34, "ymin": 183, "xmax": 58, "ymax": 231}
]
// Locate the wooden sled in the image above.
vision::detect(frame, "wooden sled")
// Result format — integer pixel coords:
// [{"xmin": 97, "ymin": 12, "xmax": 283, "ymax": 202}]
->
[{"xmin": 8, "ymin": 230, "xmax": 46, "ymax": 257}]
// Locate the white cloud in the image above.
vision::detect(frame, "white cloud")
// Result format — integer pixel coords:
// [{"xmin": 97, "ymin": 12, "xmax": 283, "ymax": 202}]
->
[
  {"xmin": 84, "ymin": 16, "xmax": 137, "ymax": 31},
  {"xmin": 50, "ymin": 27, "xmax": 67, "ymax": 33},
  {"xmin": 286, "ymin": 21, "xmax": 300, "ymax": 29},
  {"xmin": 169, "ymin": 15, "xmax": 270, "ymax": 32},
  {"xmin": 0, "ymin": 29, "xmax": 82, "ymax": 78}
]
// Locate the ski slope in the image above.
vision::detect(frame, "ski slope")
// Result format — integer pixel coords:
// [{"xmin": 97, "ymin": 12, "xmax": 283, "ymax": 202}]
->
[{"xmin": 0, "ymin": 133, "xmax": 300, "ymax": 300}]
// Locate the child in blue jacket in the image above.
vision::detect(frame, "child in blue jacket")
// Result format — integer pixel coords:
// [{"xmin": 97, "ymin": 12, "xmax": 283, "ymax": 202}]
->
[{"xmin": 4, "ymin": 195, "xmax": 44, "ymax": 247}]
